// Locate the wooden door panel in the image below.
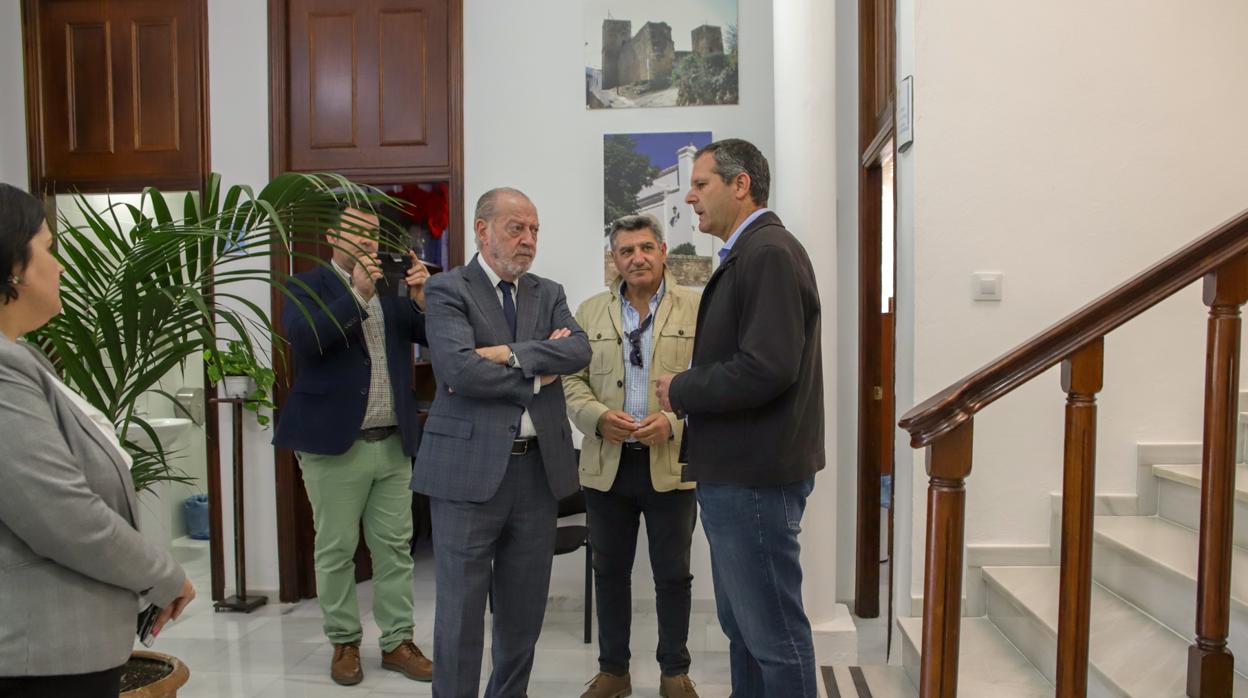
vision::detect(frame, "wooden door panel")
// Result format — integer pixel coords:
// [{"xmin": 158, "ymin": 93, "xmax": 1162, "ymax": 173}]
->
[
  {"xmin": 306, "ymin": 11, "xmax": 358, "ymax": 148},
  {"xmin": 26, "ymin": 0, "xmax": 207, "ymax": 193},
  {"xmin": 378, "ymin": 8, "xmax": 428, "ymax": 146},
  {"xmin": 286, "ymin": 0, "xmax": 448, "ymax": 176},
  {"xmin": 64, "ymin": 20, "xmax": 115, "ymax": 154},
  {"xmin": 131, "ymin": 17, "xmax": 180, "ymax": 151}
]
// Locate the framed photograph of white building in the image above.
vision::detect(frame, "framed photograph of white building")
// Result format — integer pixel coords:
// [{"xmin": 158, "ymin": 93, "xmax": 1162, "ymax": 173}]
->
[
  {"xmin": 585, "ymin": 0, "xmax": 739, "ymax": 110},
  {"xmin": 603, "ymin": 131, "xmax": 717, "ymax": 286}
]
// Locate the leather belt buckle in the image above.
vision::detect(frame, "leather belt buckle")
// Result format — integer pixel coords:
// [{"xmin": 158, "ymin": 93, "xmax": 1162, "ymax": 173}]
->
[
  {"xmin": 511, "ymin": 438, "xmax": 537, "ymax": 456},
  {"xmin": 622, "ymin": 441, "xmax": 649, "ymax": 451},
  {"xmin": 358, "ymin": 426, "xmax": 397, "ymax": 442}
]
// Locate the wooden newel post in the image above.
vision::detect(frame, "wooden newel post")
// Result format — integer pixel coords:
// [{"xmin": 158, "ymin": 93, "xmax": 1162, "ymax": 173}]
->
[
  {"xmin": 920, "ymin": 419, "xmax": 974, "ymax": 698},
  {"xmin": 1056, "ymin": 338, "xmax": 1104, "ymax": 697},
  {"xmin": 1188, "ymin": 253, "xmax": 1248, "ymax": 697}
]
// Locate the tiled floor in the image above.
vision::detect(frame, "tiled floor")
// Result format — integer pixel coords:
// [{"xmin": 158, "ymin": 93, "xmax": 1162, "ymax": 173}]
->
[{"xmin": 160, "ymin": 543, "xmax": 740, "ymax": 697}]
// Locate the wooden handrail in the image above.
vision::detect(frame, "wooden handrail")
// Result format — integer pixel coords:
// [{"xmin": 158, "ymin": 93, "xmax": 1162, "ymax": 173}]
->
[
  {"xmin": 901, "ymin": 208, "xmax": 1248, "ymax": 698},
  {"xmin": 899, "ymin": 208, "xmax": 1248, "ymax": 448}
]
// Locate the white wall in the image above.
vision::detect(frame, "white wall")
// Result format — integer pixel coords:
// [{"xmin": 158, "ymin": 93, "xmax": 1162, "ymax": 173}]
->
[
  {"xmin": 0, "ymin": 1, "xmax": 29, "ymax": 188},
  {"xmin": 773, "ymin": 0, "xmax": 841, "ymax": 623},
  {"xmin": 464, "ymin": 0, "xmax": 776, "ymax": 605},
  {"xmin": 904, "ymin": 0, "xmax": 1248, "ymax": 602},
  {"xmin": 206, "ymin": 0, "xmax": 281, "ymax": 594}
]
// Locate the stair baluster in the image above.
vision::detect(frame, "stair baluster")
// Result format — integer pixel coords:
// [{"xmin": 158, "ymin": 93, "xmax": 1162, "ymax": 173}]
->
[
  {"xmin": 919, "ymin": 420, "xmax": 973, "ymax": 698},
  {"xmin": 1055, "ymin": 338, "xmax": 1104, "ymax": 697},
  {"xmin": 1188, "ymin": 253, "xmax": 1248, "ymax": 697}
]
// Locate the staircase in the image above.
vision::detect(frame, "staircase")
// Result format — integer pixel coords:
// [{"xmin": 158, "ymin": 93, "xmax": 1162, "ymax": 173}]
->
[
  {"xmin": 898, "ymin": 431, "xmax": 1248, "ymax": 695},
  {"xmin": 895, "ymin": 211, "xmax": 1248, "ymax": 696}
]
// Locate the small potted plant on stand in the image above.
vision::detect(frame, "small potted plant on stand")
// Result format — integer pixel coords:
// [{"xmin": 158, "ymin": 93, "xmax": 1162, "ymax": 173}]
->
[{"xmin": 204, "ymin": 340, "xmax": 276, "ymax": 426}]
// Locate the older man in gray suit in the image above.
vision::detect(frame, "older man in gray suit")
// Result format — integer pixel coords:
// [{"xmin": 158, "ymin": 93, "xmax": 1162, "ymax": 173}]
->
[{"xmin": 411, "ymin": 187, "xmax": 591, "ymax": 698}]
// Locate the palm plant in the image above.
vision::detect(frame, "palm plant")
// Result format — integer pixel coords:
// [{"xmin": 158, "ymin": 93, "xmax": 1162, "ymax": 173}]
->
[{"xmin": 30, "ymin": 173, "xmax": 394, "ymax": 493}]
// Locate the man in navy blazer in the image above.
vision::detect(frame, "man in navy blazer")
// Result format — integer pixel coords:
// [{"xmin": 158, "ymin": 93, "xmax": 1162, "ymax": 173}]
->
[
  {"xmin": 412, "ymin": 187, "xmax": 591, "ymax": 698},
  {"xmin": 273, "ymin": 206, "xmax": 434, "ymax": 686}
]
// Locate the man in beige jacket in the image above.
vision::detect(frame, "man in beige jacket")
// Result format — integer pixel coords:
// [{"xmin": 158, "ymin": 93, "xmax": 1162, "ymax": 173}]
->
[{"xmin": 564, "ymin": 214, "xmax": 701, "ymax": 698}]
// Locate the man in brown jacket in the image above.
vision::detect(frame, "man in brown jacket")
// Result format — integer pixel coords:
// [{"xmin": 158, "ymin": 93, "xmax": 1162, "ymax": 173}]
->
[{"xmin": 563, "ymin": 214, "xmax": 701, "ymax": 698}]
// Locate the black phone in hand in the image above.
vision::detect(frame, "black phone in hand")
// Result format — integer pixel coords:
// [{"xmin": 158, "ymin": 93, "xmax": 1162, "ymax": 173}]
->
[
  {"xmin": 137, "ymin": 603, "xmax": 161, "ymax": 647},
  {"xmin": 375, "ymin": 252, "xmax": 412, "ymax": 296}
]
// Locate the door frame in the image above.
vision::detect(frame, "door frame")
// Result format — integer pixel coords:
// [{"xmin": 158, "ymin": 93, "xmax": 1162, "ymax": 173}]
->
[
  {"xmin": 266, "ymin": 0, "xmax": 465, "ymax": 602},
  {"xmin": 854, "ymin": 0, "xmax": 896, "ymax": 619}
]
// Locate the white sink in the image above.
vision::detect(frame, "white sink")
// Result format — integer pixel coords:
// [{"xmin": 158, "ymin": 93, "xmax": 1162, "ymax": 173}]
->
[{"xmin": 127, "ymin": 417, "xmax": 193, "ymax": 451}]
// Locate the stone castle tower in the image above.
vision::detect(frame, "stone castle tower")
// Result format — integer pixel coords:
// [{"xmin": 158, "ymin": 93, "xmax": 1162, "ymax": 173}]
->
[
  {"xmin": 691, "ymin": 24, "xmax": 724, "ymax": 56},
  {"xmin": 601, "ymin": 19, "xmax": 632, "ymax": 90}
]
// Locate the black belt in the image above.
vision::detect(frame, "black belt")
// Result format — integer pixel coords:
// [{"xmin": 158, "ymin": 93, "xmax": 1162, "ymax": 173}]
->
[
  {"xmin": 358, "ymin": 426, "xmax": 397, "ymax": 442},
  {"xmin": 511, "ymin": 437, "xmax": 538, "ymax": 456},
  {"xmin": 621, "ymin": 441, "xmax": 649, "ymax": 451}
]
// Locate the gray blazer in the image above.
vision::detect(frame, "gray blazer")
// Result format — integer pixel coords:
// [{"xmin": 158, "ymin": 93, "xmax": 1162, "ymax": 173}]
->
[
  {"xmin": 0, "ymin": 334, "xmax": 185, "ymax": 676},
  {"xmin": 411, "ymin": 256, "xmax": 591, "ymax": 502}
]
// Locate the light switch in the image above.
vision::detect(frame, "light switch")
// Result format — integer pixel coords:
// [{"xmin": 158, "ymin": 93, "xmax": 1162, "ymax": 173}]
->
[{"xmin": 972, "ymin": 272, "xmax": 1003, "ymax": 301}]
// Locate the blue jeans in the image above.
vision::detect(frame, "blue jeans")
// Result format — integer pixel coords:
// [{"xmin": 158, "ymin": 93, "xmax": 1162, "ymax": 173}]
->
[{"xmin": 697, "ymin": 477, "xmax": 817, "ymax": 698}]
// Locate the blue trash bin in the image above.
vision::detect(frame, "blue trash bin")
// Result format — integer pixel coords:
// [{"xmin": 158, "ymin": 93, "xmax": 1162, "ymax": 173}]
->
[{"xmin": 183, "ymin": 494, "xmax": 210, "ymax": 540}]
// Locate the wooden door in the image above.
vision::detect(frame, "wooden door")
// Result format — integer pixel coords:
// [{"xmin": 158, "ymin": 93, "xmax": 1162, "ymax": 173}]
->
[
  {"xmin": 22, "ymin": 0, "xmax": 209, "ymax": 194},
  {"xmin": 278, "ymin": 0, "xmax": 451, "ymax": 179},
  {"xmin": 268, "ymin": 0, "xmax": 463, "ymax": 602}
]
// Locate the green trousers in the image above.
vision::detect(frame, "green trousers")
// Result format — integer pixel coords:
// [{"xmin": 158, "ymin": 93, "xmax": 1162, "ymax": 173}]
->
[{"xmin": 297, "ymin": 434, "xmax": 414, "ymax": 651}]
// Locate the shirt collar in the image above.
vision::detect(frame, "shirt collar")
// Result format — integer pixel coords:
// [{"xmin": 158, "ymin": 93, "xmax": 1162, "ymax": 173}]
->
[
  {"xmin": 619, "ymin": 277, "xmax": 666, "ymax": 313},
  {"xmin": 477, "ymin": 254, "xmax": 518, "ymax": 290},
  {"xmin": 331, "ymin": 258, "xmax": 353, "ymax": 283},
  {"xmin": 718, "ymin": 207, "xmax": 770, "ymax": 262}
]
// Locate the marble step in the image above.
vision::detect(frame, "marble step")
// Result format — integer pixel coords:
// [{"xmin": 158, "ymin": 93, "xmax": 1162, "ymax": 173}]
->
[
  {"xmin": 983, "ymin": 565, "xmax": 1248, "ymax": 697},
  {"xmin": 1092, "ymin": 514, "xmax": 1248, "ymax": 676},
  {"xmin": 1153, "ymin": 463, "xmax": 1248, "ymax": 548},
  {"xmin": 897, "ymin": 616, "xmax": 1050, "ymax": 696}
]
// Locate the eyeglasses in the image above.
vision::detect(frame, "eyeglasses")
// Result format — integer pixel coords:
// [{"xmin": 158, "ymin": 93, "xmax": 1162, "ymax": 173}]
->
[{"xmin": 627, "ymin": 314, "xmax": 654, "ymax": 368}]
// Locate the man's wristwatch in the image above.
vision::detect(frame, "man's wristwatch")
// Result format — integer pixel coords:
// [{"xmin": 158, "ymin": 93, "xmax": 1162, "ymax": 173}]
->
[{"xmin": 506, "ymin": 350, "xmax": 520, "ymax": 369}]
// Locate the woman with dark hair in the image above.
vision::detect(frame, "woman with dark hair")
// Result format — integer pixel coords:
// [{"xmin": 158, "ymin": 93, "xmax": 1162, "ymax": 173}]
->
[{"xmin": 0, "ymin": 183, "xmax": 194, "ymax": 697}]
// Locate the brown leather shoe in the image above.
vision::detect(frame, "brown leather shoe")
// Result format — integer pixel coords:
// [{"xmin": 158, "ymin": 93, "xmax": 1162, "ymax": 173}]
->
[
  {"xmin": 381, "ymin": 640, "xmax": 433, "ymax": 682},
  {"xmin": 330, "ymin": 642, "xmax": 363, "ymax": 686},
  {"xmin": 660, "ymin": 673, "xmax": 699, "ymax": 698},
  {"xmin": 581, "ymin": 671, "xmax": 632, "ymax": 698}
]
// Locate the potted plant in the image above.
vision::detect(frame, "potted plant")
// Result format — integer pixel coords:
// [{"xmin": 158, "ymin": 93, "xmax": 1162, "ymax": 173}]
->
[
  {"xmin": 30, "ymin": 172, "xmax": 398, "ymax": 695},
  {"xmin": 119, "ymin": 650, "xmax": 190, "ymax": 697},
  {"xmin": 204, "ymin": 340, "xmax": 276, "ymax": 426}
]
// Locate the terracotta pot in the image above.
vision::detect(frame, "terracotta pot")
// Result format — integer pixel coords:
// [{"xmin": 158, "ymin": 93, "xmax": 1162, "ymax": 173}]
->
[{"xmin": 119, "ymin": 651, "xmax": 189, "ymax": 698}]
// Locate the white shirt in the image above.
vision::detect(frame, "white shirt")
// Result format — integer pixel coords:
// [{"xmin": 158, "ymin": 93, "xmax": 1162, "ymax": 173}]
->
[
  {"xmin": 44, "ymin": 370, "xmax": 134, "ymax": 470},
  {"xmin": 478, "ymin": 258, "xmax": 540, "ymax": 438}
]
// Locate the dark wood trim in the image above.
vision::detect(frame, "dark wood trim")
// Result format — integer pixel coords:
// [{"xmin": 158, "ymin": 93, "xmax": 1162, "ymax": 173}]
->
[
  {"xmin": 267, "ymin": 0, "xmax": 303, "ymax": 605},
  {"xmin": 861, "ymin": 107, "xmax": 895, "ymax": 169},
  {"xmin": 1187, "ymin": 253, "xmax": 1248, "ymax": 696},
  {"xmin": 899, "ymin": 207, "xmax": 1248, "ymax": 449},
  {"xmin": 854, "ymin": 0, "xmax": 896, "ymax": 621},
  {"xmin": 1055, "ymin": 338, "xmax": 1103, "ymax": 697},
  {"xmin": 268, "ymin": 0, "xmax": 289, "ymax": 182},
  {"xmin": 447, "ymin": 0, "xmax": 465, "ymax": 262},
  {"xmin": 20, "ymin": 0, "xmax": 44, "ymax": 195},
  {"xmin": 854, "ymin": 158, "xmax": 883, "ymax": 619},
  {"xmin": 203, "ymin": 369, "xmax": 226, "ymax": 602}
]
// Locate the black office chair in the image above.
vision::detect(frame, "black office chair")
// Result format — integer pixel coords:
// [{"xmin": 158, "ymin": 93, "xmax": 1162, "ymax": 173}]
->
[
  {"xmin": 554, "ymin": 488, "xmax": 592, "ymax": 644},
  {"xmin": 486, "ymin": 490, "xmax": 593, "ymax": 644}
]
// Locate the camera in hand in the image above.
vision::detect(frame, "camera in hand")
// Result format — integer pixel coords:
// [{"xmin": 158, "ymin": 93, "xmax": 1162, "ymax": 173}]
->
[{"xmin": 375, "ymin": 251, "xmax": 412, "ymax": 296}]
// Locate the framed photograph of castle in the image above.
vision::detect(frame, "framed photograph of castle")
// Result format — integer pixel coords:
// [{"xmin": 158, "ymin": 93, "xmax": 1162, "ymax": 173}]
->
[
  {"xmin": 585, "ymin": 0, "xmax": 739, "ymax": 109},
  {"xmin": 603, "ymin": 131, "xmax": 716, "ymax": 287}
]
